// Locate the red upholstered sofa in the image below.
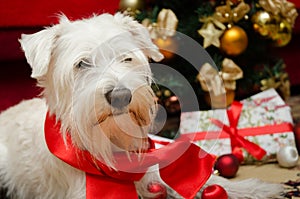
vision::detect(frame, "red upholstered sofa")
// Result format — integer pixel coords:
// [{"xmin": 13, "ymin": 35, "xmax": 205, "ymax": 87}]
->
[
  {"xmin": 0, "ymin": 0, "xmax": 299, "ymax": 112},
  {"xmin": 0, "ymin": 0, "xmax": 119, "ymax": 111}
]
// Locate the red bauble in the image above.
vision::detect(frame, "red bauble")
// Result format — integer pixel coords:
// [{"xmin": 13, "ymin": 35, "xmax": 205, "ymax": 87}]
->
[
  {"xmin": 147, "ymin": 181, "xmax": 167, "ymax": 199},
  {"xmin": 202, "ymin": 184, "xmax": 228, "ymax": 199},
  {"xmin": 214, "ymin": 154, "xmax": 239, "ymax": 178}
]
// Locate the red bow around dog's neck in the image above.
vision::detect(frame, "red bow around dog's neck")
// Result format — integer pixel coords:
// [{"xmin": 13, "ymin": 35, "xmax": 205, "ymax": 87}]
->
[{"xmin": 44, "ymin": 112, "xmax": 215, "ymax": 199}]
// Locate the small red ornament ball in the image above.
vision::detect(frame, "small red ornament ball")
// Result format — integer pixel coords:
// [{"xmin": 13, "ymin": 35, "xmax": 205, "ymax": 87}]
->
[
  {"xmin": 202, "ymin": 184, "xmax": 228, "ymax": 199},
  {"xmin": 214, "ymin": 154, "xmax": 239, "ymax": 178},
  {"xmin": 147, "ymin": 181, "xmax": 167, "ymax": 199}
]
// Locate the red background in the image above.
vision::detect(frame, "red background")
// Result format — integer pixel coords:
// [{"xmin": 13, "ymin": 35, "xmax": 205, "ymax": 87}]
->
[
  {"xmin": 0, "ymin": 1, "xmax": 119, "ymax": 111},
  {"xmin": 0, "ymin": 0, "xmax": 120, "ymax": 27}
]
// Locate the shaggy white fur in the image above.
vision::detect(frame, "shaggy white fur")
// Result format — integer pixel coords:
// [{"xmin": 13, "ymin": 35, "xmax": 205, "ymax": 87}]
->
[{"xmin": 0, "ymin": 13, "xmax": 284, "ymax": 199}]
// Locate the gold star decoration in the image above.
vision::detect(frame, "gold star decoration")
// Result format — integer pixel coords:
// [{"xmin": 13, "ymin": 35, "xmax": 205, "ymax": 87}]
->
[{"xmin": 198, "ymin": 22, "xmax": 224, "ymax": 48}]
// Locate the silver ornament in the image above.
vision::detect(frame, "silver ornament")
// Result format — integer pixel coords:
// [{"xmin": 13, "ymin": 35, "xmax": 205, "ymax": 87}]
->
[{"xmin": 277, "ymin": 146, "xmax": 299, "ymax": 168}]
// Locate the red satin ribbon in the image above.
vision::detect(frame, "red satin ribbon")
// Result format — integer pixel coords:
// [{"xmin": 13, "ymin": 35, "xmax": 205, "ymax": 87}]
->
[
  {"xmin": 211, "ymin": 101, "xmax": 267, "ymax": 160},
  {"xmin": 180, "ymin": 101, "xmax": 276, "ymax": 161},
  {"xmin": 44, "ymin": 112, "xmax": 215, "ymax": 199},
  {"xmin": 182, "ymin": 122, "xmax": 293, "ymax": 140}
]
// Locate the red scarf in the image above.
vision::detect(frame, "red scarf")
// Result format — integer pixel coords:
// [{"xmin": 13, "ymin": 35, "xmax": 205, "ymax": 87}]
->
[{"xmin": 44, "ymin": 112, "xmax": 215, "ymax": 199}]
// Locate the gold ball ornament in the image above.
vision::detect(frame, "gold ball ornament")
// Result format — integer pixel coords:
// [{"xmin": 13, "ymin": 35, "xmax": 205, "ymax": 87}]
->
[
  {"xmin": 252, "ymin": 11, "xmax": 293, "ymax": 47},
  {"xmin": 153, "ymin": 37, "xmax": 178, "ymax": 60},
  {"xmin": 272, "ymin": 20, "xmax": 292, "ymax": 47},
  {"xmin": 220, "ymin": 26, "xmax": 248, "ymax": 56},
  {"xmin": 163, "ymin": 89, "xmax": 172, "ymax": 97},
  {"xmin": 119, "ymin": 0, "xmax": 144, "ymax": 12},
  {"xmin": 252, "ymin": 11, "xmax": 278, "ymax": 38}
]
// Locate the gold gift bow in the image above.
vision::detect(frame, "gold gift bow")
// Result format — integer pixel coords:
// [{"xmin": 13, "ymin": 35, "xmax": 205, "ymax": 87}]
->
[
  {"xmin": 197, "ymin": 63, "xmax": 226, "ymax": 96},
  {"xmin": 220, "ymin": 58, "xmax": 243, "ymax": 90},
  {"xmin": 259, "ymin": 0, "xmax": 298, "ymax": 26},
  {"xmin": 214, "ymin": 0, "xmax": 250, "ymax": 24},
  {"xmin": 260, "ymin": 72, "xmax": 290, "ymax": 99},
  {"xmin": 197, "ymin": 58, "xmax": 243, "ymax": 96},
  {"xmin": 142, "ymin": 9, "xmax": 178, "ymax": 39}
]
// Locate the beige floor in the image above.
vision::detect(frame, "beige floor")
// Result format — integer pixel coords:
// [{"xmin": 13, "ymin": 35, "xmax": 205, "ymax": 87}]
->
[{"xmin": 231, "ymin": 161, "xmax": 300, "ymax": 183}]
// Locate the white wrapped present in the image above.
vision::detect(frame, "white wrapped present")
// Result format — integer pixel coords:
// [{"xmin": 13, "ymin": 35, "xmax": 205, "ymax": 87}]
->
[{"xmin": 179, "ymin": 89, "xmax": 295, "ymax": 163}]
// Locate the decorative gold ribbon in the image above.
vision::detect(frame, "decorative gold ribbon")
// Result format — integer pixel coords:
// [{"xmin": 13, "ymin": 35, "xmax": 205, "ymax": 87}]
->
[
  {"xmin": 142, "ymin": 9, "xmax": 178, "ymax": 39},
  {"xmin": 220, "ymin": 58, "xmax": 243, "ymax": 90},
  {"xmin": 197, "ymin": 58, "xmax": 243, "ymax": 95},
  {"xmin": 197, "ymin": 63, "xmax": 226, "ymax": 96},
  {"xmin": 259, "ymin": 0, "xmax": 298, "ymax": 27},
  {"xmin": 214, "ymin": 1, "xmax": 250, "ymax": 24}
]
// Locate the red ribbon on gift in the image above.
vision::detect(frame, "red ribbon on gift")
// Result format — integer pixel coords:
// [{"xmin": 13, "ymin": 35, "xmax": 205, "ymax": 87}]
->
[
  {"xmin": 178, "ymin": 96, "xmax": 293, "ymax": 162},
  {"xmin": 209, "ymin": 101, "xmax": 267, "ymax": 161},
  {"xmin": 44, "ymin": 112, "xmax": 215, "ymax": 199}
]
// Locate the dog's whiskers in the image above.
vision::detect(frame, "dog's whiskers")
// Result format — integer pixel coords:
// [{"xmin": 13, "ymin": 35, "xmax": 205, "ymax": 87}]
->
[
  {"xmin": 96, "ymin": 114, "xmax": 109, "ymax": 125},
  {"xmin": 125, "ymin": 151, "xmax": 132, "ymax": 162}
]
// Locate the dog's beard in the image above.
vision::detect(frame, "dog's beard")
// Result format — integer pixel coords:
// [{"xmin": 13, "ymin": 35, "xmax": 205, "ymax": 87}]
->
[
  {"xmin": 98, "ymin": 113, "xmax": 150, "ymax": 152},
  {"xmin": 69, "ymin": 85, "xmax": 156, "ymax": 168},
  {"xmin": 97, "ymin": 85, "xmax": 155, "ymax": 151}
]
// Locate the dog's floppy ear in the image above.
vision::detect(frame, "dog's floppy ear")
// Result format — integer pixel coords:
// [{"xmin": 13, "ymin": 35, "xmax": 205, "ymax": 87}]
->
[
  {"xmin": 114, "ymin": 13, "xmax": 164, "ymax": 62},
  {"xmin": 19, "ymin": 26, "xmax": 58, "ymax": 78}
]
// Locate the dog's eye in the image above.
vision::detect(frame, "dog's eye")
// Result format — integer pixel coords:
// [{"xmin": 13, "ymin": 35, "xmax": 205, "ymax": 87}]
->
[
  {"xmin": 122, "ymin": 58, "xmax": 132, "ymax": 62},
  {"xmin": 76, "ymin": 61, "xmax": 91, "ymax": 68}
]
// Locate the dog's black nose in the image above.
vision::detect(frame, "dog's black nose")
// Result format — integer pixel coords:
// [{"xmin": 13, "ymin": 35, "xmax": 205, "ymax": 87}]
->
[{"xmin": 105, "ymin": 87, "xmax": 132, "ymax": 109}]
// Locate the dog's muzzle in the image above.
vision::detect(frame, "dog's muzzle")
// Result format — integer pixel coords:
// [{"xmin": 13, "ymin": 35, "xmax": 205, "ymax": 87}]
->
[{"xmin": 105, "ymin": 87, "xmax": 132, "ymax": 109}]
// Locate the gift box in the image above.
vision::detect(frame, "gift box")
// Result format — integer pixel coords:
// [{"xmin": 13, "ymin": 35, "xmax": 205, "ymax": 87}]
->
[{"xmin": 179, "ymin": 89, "xmax": 295, "ymax": 163}]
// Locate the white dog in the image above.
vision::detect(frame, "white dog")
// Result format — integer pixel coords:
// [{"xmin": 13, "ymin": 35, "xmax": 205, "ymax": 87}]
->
[{"xmin": 0, "ymin": 13, "xmax": 283, "ymax": 199}]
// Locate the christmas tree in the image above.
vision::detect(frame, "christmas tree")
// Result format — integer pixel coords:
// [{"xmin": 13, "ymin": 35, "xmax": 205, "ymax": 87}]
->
[{"xmin": 119, "ymin": 0, "xmax": 298, "ymax": 137}]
